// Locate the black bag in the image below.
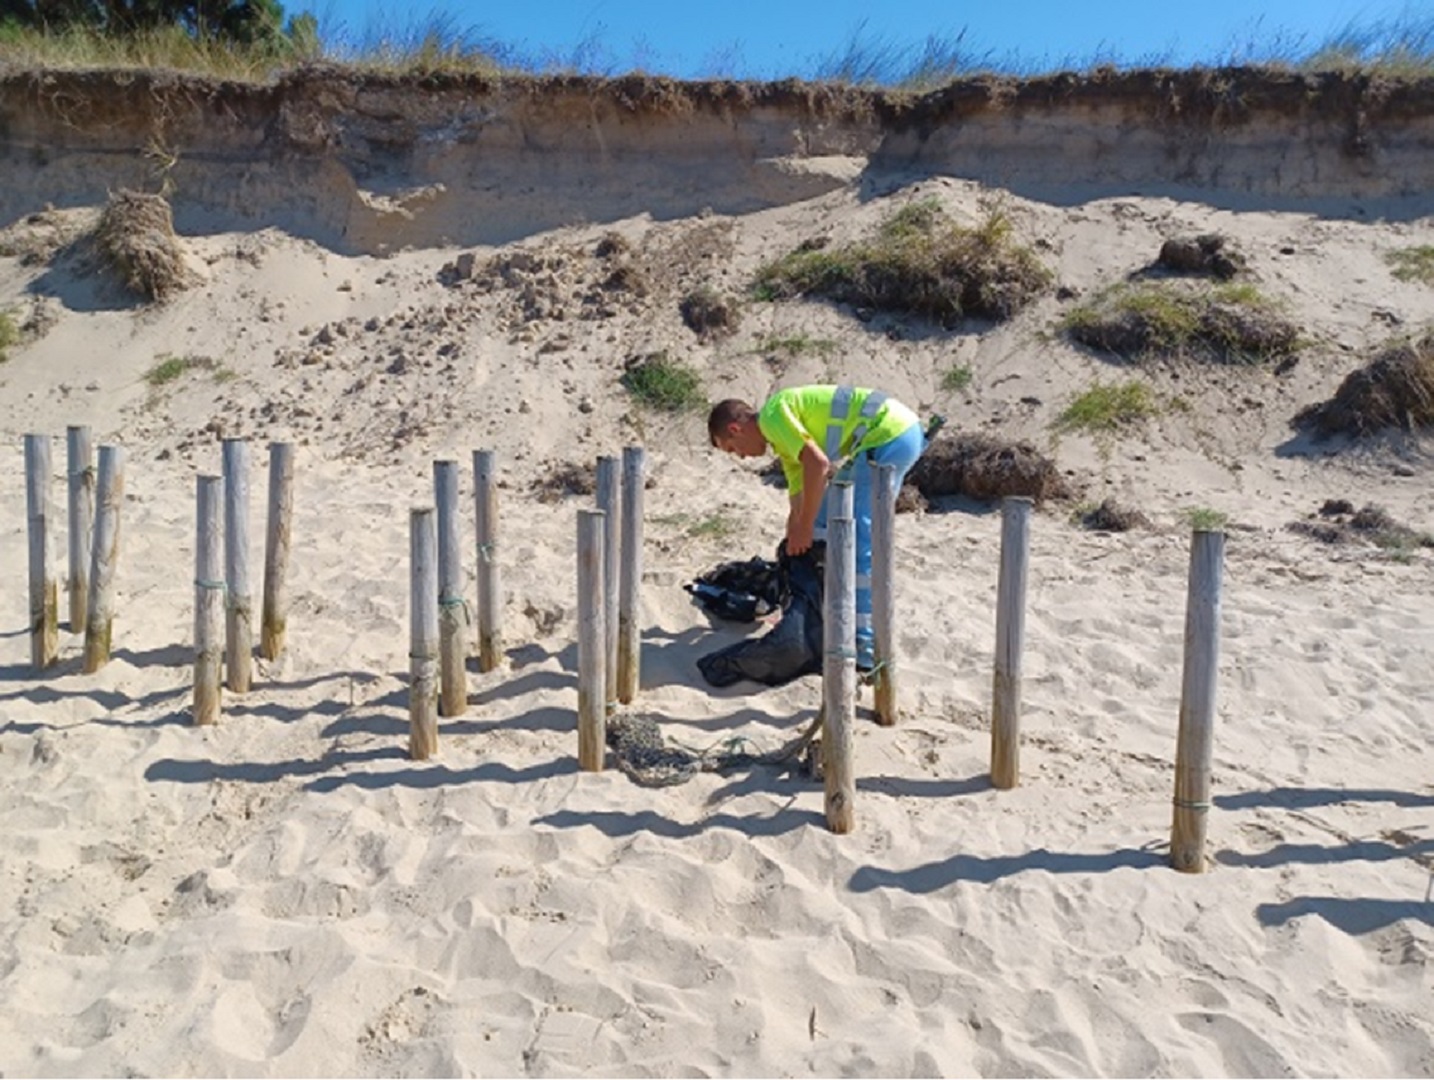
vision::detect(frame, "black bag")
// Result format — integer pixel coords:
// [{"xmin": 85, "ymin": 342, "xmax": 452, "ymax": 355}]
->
[
  {"xmin": 696, "ymin": 543, "xmax": 825, "ymax": 688},
  {"xmin": 684, "ymin": 555, "xmax": 784, "ymax": 623}
]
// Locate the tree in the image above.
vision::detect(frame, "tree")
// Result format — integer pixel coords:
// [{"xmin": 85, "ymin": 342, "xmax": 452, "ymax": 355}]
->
[{"xmin": 1, "ymin": 0, "xmax": 296, "ymax": 46}]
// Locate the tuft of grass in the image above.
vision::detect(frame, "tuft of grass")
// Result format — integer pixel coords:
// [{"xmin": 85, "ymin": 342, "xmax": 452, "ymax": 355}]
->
[
  {"xmin": 753, "ymin": 197, "xmax": 1051, "ymax": 325},
  {"xmin": 145, "ymin": 353, "xmax": 222, "ymax": 387},
  {"xmin": 1185, "ymin": 506, "xmax": 1230, "ymax": 531},
  {"xmin": 941, "ymin": 364, "xmax": 973, "ymax": 392},
  {"xmin": 1387, "ymin": 246, "xmax": 1434, "ymax": 285},
  {"xmin": 620, "ymin": 352, "xmax": 706, "ymax": 412},
  {"xmin": 654, "ymin": 511, "xmax": 740, "ymax": 541},
  {"xmin": 0, "ymin": 310, "xmax": 17, "ymax": 362},
  {"xmin": 1062, "ymin": 280, "xmax": 1299, "ymax": 364},
  {"xmin": 751, "ymin": 333, "xmax": 839, "ymax": 357},
  {"xmin": 1055, "ymin": 379, "xmax": 1158, "ymax": 433}
]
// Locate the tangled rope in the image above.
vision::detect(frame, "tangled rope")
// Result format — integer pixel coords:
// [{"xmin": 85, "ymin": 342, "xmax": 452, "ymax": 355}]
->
[{"xmin": 605, "ymin": 712, "xmax": 824, "ymax": 787}]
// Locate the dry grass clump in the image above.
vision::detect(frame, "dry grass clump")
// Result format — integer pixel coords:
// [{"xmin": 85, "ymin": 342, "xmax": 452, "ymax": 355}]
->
[
  {"xmin": 1077, "ymin": 498, "xmax": 1151, "ymax": 531},
  {"xmin": 753, "ymin": 197, "xmax": 1051, "ymax": 325},
  {"xmin": 908, "ymin": 433, "xmax": 1071, "ymax": 504},
  {"xmin": 1296, "ymin": 332, "xmax": 1434, "ymax": 436},
  {"xmin": 531, "ymin": 461, "xmax": 596, "ymax": 502},
  {"xmin": 679, "ymin": 285, "xmax": 741, "ymax": 341},
  {"xmin": 1288, "ymin": 499, "xmax": 1433, "ymax": 551},
  {"xmin": 95, "ymin": 190, "xmax": 195, "ymax": 301},
  {"xmin": 1157, "ymin": 233, "xmax": 1247, "ymax": 280},
  {"xmin": 1062, "ymin": 280, "xmax": 1299, "ymax": 364}
]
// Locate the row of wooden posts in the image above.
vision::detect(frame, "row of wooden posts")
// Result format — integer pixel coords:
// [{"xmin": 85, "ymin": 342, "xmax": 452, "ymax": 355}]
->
[
  {"xmin": 23, "ymin": 429, "xmax": 1224, "ymax": 870},
  {"xmin": 24, "ymin": 430, "xmax": 299, "ymax": 696}
]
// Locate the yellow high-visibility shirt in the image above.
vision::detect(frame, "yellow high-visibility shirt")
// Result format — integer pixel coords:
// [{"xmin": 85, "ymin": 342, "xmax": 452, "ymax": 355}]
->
[{"xmin": 758, "ymin": 385, "xmax": 918, "ymax": 496}]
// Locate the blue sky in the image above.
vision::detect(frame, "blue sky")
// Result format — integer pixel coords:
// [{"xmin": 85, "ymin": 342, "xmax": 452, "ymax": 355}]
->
[{"xmin": 308, "ymin": 0, "xmax": 1425, "ymax": 77}]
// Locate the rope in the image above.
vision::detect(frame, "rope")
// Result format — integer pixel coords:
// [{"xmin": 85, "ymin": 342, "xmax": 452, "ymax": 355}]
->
[
  {"xmin": 439, "ymin": 596, "xmax": 472, "ymax": 624},
  {"xmin": 605, "ymin": 712, "xmax": 824, "ymax": 787},
  {"xmin": 477, "ymin": 541, "xmax": 497, "ymax": 564},
  {"xmin": 1172, "ymin": 797, "xmax": 1211, "ymax": 812},
  {"xmin": 194, "ymin": 579, "xmax": 227, "ymax": 591}
]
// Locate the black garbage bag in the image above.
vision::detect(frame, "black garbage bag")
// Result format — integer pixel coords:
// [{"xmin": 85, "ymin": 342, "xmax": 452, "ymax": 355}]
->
[
  {"xmin": 696, "ymin": 543, "xmax": 825, "ymax": 688},
  {"xmin": 684, "ymin": 555, "xmax": 784, "ymax": 623}
]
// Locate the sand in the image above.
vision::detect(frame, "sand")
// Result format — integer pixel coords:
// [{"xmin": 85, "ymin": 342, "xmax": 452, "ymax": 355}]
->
[{"xmin": 1, "ymin": 166, "xmax": 1432, "ymax": 1076}]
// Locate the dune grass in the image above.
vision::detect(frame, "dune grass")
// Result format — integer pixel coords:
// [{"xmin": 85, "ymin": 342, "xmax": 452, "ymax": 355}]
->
[
  {"xmin": 620, "ymin": 353, "xmax": 706, "ymax": 412},
  {"xmin": 1061, "ymin": 280, "xmax": 1300, "ymax": 364},
  {"xmin": 0, "ymin": 10, "xmax": 1429, "ymax": 83},
  {"xmin": 1386, "ymin": 246, "xmax": 1434, "ymax": 286},
  {"xmin": 0, "ymin": 310, "xmax": 17, "ymax": 362},
  {"xmin": 754, "ymin": 198, "xmax": 1051, "ymax": 325},
  {"xmin": 941, "ymin": 364, "xmax": 973, "ymax": 392},
  {"xmin": 1056, "ymin": 379, "xmax": 1159, "ymax": 433}
]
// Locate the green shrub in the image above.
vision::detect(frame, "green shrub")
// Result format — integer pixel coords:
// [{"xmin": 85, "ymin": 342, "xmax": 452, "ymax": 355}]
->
[
  {"xmin": 1055, "ymin": 380, "xmax": 1158, "ymax": 433},
  {"xmin": 753, "ymin": 198, "xmax": 1051, "ymax": 325},
  {"xmin": 1062, "ymin": 281, "xmax": 1299, "ymax": 363},
  {"xmin": 620, "ymin": 353, "xmax": 706, "ymax": 412}
]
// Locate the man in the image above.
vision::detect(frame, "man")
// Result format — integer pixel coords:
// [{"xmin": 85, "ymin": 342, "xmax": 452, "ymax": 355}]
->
[{"xmin": 709, "ymin": 384, "xmax": 925, "ymax": 670}]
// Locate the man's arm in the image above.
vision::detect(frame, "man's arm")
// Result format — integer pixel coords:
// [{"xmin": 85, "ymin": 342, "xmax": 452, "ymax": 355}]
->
[{"xmin": 785, "ymin": 441, "xmax": 831, "ymax": 555}]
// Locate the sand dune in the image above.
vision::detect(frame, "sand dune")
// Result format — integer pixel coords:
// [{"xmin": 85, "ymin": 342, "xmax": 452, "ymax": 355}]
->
[{"xmin": 1, "ymin": 70, "xmax": 1432, "ymax": 1076}]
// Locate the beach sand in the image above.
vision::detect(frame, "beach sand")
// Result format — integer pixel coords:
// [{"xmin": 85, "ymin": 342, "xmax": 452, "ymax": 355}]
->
[{"xmin": 1, "ymin": 169, "xmax": 1432, "ymax": 1076}]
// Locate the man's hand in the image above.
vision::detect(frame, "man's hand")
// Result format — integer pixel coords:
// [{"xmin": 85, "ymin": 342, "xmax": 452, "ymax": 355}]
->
[{"xmin": 786, "ymin": 518, "xmax": 815, "ymax": 555}]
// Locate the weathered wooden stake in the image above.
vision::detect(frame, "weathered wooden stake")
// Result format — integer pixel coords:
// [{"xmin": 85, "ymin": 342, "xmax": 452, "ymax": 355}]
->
[
  {"xmin": 1171, "ymin": 528, "xmax": 1225, "ymax": 873},
  {"xmin": 595, "ymin": 455, "xmax": 620, "ymax": 713},
  {"xmin": 24, "ymin": 434, "xmax": 57, "ymax": 669},
  {"xmin": 991, "ymin": 496, "xmax": 1032, "ymax": 789},
  {"xmin": 260, "ymin": 441, "xmax": 294, "ymax": 661},
  {"xmin": 192, "ymin": 475, "xmax": 224, "ymax": 726},
  {"xmin": 473, "ymin": 449, "xmax": 503, "ymax": 672},
  {"xmin": 825, "ymin": 478, "xmax": 854, "ymax": 526},
  {"xmin": 616, "ymin": 445, "xmax": 645, "ymax": 705},
  {"xmin": 871, "ymin": 463, "xmax": 898, "ymax": 726},
  {"xmin": 823, "ymin": 512, "xmax": 857, "ymax": 834},
  {"xmin": 435, "ymin": 459, "xmax": 467, "ymax": 717},
  {"xmin": 577, "ymin": 509, "xmax": 606, "ymax": 771},
  {"xmin": 83, "ymin": 445, "xmax": 124, "ymax": 673},
  {"xmin": 409, "ymin": 507, "xmax": 440, "ymax": 760},
  {"xmin": 222, "ymin": 438, "xmax": 253, "ymax": 693},
  {"xmin": 66, "ymin": 425, "xmax": 94, "ymax": 633}
]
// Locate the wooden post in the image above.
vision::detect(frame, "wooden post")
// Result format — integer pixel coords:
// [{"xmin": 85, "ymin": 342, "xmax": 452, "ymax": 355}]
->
[
  {"xmin": 823, "ymin": 513, "xmax": 857, "ymax": 833},
  {"xmin": 991, "ymin": 496, "xmax": 1032, "ymax": 789},
  {"xmin": 1171, "ymin": 529, "xmax": 1225, "ymax": 873},
  {"xmin": 24, "ymin": 434, "xmax": 57, "ymax": 669},
  {"xmin": 83, "ymin": 445, "xmax": 124, "ymax": 673},
  {"xmin": 825, "ymin": 478, "xmax": 853, "ymax": 526},
  {"xmin": 409, "ymin": 507, "xmax": 440, "ymax": 760},
  {"xmin": 222, "ymin": 438, "xmax": 253, "ymax": 693},
  {"xmin": 66, "ymin": 425, "xmax": 94, "ymax": 633},
  {"xmin": 595, "ymin": 455, "xmax": 620, "ymax": 713},
  {"xmin": 616, "ymin": 445, "xmax": 645, "ymax": 705},
  {"xmin": 472, "ymin": 449, "xmax": 503, "ymax": 672},
  {"xmin": 577, "ymin": 509, "xmax": 606, "ymax": 771},
  {"xmin": 435, "ymin": 459, "xmax": 466, "ymax": 717},
  {"xmin": 259, "ymin": 441, "xmax": 294, "ymax": 662},
  {"xmin": 192, "ymin": 475, "xmax": 224, "ymax": 726},
  {"xmin": 871, "ymin": 463, "xmax": 898, "ymax": 726}
]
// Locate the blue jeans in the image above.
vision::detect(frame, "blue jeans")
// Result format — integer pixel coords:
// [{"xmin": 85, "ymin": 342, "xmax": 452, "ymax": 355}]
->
[{"xmin": 813, "ymin": 423, "xmax": 926, "ymax": 665}]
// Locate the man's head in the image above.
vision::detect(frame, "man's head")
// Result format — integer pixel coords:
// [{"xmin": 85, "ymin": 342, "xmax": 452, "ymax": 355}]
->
[{"xmin": 708, "ymin": 398, "xmax": 767, "ymax": 458}]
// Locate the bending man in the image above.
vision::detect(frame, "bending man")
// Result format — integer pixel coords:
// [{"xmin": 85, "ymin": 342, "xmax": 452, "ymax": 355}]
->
[{"xmin": 709, "ymin": 384, "xmax": 924, "ymax": 670}]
